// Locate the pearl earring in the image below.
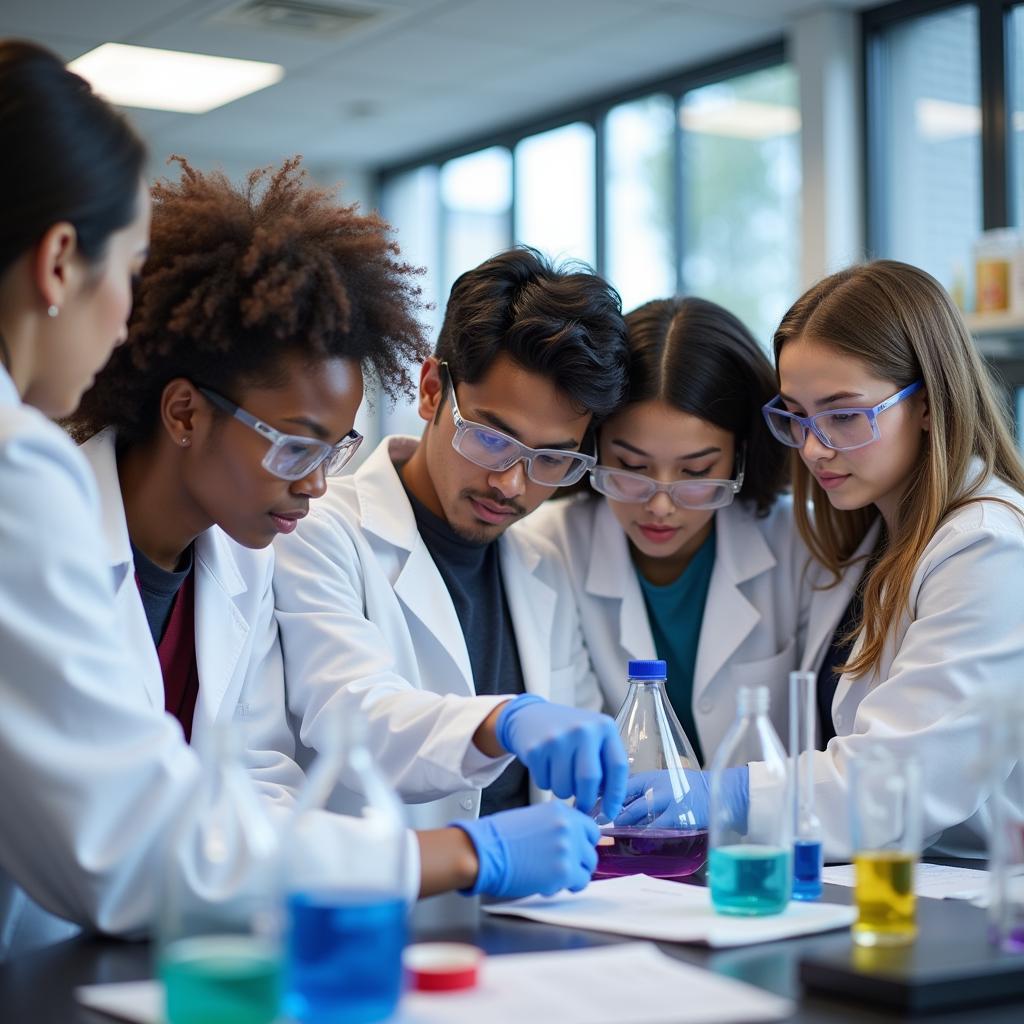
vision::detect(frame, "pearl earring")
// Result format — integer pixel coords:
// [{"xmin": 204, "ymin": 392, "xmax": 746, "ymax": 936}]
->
[
  {"xmin": 180, "ymin": 437, "xmax": 189, "ymax": 446},
  {"xmin": 47, "ymin": 305, "xmax": 59, "ymax": 318}
]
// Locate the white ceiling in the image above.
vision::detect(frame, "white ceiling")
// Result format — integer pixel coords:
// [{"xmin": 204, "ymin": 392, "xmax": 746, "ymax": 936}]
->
[{"xmin": 1, "ymin": 0, "xmax": 878, "ymax": 174}]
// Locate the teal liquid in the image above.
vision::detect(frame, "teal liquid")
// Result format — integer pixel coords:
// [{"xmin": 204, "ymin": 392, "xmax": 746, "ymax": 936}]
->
[
  {"xmin": 709, "ymin": 844, "xmax": 791, "ymax": 916},
  {"xmin": 160, "ymin": 935, "xmax": 280, "ymax": 1024}
]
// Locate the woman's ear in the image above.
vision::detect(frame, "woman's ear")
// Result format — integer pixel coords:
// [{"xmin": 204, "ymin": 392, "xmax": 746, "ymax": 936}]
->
[
  {"xmin": 33, "ymin": 221, "xmax": 79, "ymax": 314},
  {"xmin": 160, "ymin": 378, "xmax": 203, "ymax": 448}
]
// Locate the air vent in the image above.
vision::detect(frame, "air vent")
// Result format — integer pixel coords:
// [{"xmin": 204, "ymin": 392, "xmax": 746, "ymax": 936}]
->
[{"xmin": 217, "ymin": 0, "xmax": 381, "ymax": 39}]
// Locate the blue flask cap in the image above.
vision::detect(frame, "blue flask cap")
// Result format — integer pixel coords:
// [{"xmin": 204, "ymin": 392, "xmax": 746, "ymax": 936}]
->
[{"xmin": 627, "ymin": 659, "xmax": 667, "ymax": 680}]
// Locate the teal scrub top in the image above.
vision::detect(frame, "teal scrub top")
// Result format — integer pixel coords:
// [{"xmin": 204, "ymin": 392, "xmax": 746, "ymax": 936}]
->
[{"xmin": 636, "ymin": 526, "xmax": 716, "ymax": 766}]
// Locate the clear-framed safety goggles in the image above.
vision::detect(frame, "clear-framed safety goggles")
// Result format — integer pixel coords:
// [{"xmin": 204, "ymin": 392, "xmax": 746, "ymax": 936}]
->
[
  {"xmin": 441, "ymin": 362, "xmax": 595, "ymax": 487},
  {"xmin": 589, "ymin": 447, "xmax": 746, "ymax": 510},
  {"xmin": 761, "ymin": 380, "xmax": 923, "ymax": 452},
  {"xmin": 198, "ymin": 385, "xmax": 362, "ymax": 482}
]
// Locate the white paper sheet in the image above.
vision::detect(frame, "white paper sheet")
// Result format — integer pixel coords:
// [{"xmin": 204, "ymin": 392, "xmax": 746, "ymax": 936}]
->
[
  {"xmin": 483, "ymin": 874, "xmax": 855, "ymax": 947},
  {"xmin": 821, "ymin": 862, "xmax": 988, "ymax": 901},
  {"xmin": 76, "ymin": 944, "xmax": 794, "ymax": 1024},
  {"xmin": 399, "ymin": 942, "xmax": 794, "ymax": 1024}
]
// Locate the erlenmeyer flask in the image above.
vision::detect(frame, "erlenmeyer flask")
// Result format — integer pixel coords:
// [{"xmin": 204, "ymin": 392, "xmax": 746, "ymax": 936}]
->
[{"xmin": 592, "ymin": 659, "xmax": 708, "ymax": 880}]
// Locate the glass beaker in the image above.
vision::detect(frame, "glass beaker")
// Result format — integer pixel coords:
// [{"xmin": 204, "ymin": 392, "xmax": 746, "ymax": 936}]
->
[
  {"xmin": 282, "ymin": 708, "xmax": 409, "ymax": 1024},
  {"xmin": 789, "ymin": 671, "xmax": 823, "ymax": 900},
  {"xmin": 849, "ymin": 748, "xmax": 922, "ymax": 947},
  {"xmin": 986, "ymin": 686, "xmax": 1024, "ymax": 952},
  {"xmin": 708, "ymin": 686, "xmax": 792, "ymax": 916},
  {"xmin": 156, "ymin": 724, "xmax": 282, "ymax": 1024},
  {"xmin": 592, "ymin": 659, "xmax": 707, "ymax": 880}
]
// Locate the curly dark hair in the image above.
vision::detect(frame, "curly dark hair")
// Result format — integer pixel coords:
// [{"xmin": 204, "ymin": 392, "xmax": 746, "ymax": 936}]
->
[{"xmin": 68, "ymin": 156, "xmax": 429, "ymax": 445}]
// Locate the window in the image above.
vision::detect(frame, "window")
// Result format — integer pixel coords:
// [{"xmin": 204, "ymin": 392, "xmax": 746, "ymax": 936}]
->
[
  {"xmin": 604, "ymin": 95, "xmax": 676, "ymax": 312},
  {"xmin": 680, "ymin": 63, "xmax": 801, "ymax": 345},
  {"xmin": 379, "ymin": 166, "xmax": 440, "ymax": 439},
  {"xmin": 440, "ymin": 147, "xmax": 512, "ymax": 299},
  {"xmin": 514, "ymin": 122, "xmax": 596, "ymax": 266},
  {"xmin": 867, "ymin": 4, "xmax": 982, "ymax": 291}
]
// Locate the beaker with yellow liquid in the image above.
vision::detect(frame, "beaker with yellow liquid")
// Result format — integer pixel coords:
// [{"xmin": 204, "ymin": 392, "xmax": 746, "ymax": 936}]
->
[
  {"xmin": 849, "ymin": 751, "xmax": 922, "ymax": 947},
  {"xmin": 853, "ymin": 851, "xmax": 916, "ymax": 945}
]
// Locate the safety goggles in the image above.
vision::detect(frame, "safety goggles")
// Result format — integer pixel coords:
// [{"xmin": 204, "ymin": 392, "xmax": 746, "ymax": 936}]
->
[
  {"xmin": 589, "ymin": 447, "xmax": 746, "ymax": 510},
  {"xmin": 441, "ymin": 363, "xmax": 595, "ymax": 487},
  {"xmin": 198, "ymin": 386, "xmax": 362, "ymax": 481},
  {"xmin": 762, "ymin": 380, "xmax": 923, "ymax": 452}
]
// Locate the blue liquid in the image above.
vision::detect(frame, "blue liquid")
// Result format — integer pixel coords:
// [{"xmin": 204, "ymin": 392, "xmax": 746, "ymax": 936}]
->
[
  {"xmin": 284, "ymin": 890, "xmax": 406, "ymax": 1024},
  {"xmin": 709, "ymin": 844, "xmax": 791, "ymax": 916},
  {"xmin": 792, "ymin": 839, "xmax": 823, "ymax": 901}
]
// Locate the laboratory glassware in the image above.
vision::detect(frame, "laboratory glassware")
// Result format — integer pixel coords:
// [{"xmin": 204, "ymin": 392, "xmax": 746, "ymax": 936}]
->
[{"xmin": 789, "ymin": 671, "xmax": 823, "ymax": 900}]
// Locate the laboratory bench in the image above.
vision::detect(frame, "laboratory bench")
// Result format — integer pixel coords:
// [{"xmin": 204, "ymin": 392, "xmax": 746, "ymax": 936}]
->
[{"xmin": 2, "ymin": 877, "xmax": 1023, "ymax": 1023}]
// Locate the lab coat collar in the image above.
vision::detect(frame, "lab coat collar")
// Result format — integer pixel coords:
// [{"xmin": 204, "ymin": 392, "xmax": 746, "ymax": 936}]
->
[
  {"xmin": 79, "ymin": 429, "xmax": 135, "ymax": 590},
  {"xmin": 352, "ymin": 435, "xmax": 423, "ymax": 552},
  {"xmin": 0, "ymin": 365, "xmax": 18, "ymax": 407},
  {"xmin": 692, "ymin": 500, "xmax": 777, "ymax": 697}
]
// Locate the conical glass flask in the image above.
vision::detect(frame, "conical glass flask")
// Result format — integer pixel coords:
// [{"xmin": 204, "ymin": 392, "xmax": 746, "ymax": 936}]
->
[
  {"xmin": 282, "ymin": 708, "xmax": 408, "ymax": 1024},
  {"xmin": 156, "ymin": 723, "xmax": 282, "ymax": 1024},
  {"xmin": 593, "ymin": 659, "xmax": 708, "ymax": 880},
  {"xmin": 708, "ymin": 685, "xmax": 792, "ymax": 916}
]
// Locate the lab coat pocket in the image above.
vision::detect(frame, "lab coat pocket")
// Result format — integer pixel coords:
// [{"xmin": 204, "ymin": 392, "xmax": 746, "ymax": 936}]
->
[{"xmin": 730, "ymin": 636, "xmax": 799, "ymax": 690}]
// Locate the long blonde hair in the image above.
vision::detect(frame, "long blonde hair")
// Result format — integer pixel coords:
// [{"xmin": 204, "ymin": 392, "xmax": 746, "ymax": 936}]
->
[{"xmin": 774, "ymin": 260, "xmax": 1024, "ymax": 678}]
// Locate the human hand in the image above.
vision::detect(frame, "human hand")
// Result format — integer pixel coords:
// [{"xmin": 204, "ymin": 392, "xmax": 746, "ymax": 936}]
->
[{"xmin": 496, "ymin": 695, "xmax": 627, "ymax": 818}]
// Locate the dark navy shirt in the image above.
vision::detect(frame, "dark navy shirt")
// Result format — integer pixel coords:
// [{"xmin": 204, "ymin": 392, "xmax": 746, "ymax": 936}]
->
[
  {"xmin": 404, "ymin": 486, "xmax": 529, "ymax": 815},
  {"xmin": 131, "ymin": 541, "xmax": 193, "ymax": 645}
]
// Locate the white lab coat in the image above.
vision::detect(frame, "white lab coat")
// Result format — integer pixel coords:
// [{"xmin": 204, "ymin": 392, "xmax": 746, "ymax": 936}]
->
[
  {"xmin": 0, "ymin": 382, "xmax": 416, "ymax": 960},
  {"xmin": 79, "ymin": 429, "xmax": 305, "ymax": 805},
  {"xmin": 524, "ymin": 493, "xmax": 861, "ymax": 761},
  {"xmin": 273, "ymin": 435, "xmax": 604, "ymax": 833},
  {"xmin": 746, "ymin": 468, "xmax": 1024, "ymax": 860}
]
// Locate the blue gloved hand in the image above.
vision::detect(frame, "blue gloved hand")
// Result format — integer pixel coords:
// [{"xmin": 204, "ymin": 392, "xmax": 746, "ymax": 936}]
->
[
  {"xmin": 496, "ymin": 694, "xmax": 628, "ymax": 819},
  {"xmin": 452, "ymin": 801, "xmax": 600, "ymax": 899},
  {"xmin": 614, "ymin": 766, "xmax": 749, "ymax": 832}
]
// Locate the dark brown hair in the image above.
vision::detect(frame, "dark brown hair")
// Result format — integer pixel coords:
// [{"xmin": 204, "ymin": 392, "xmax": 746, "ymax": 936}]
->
[{"xmin": 68, "ymin": 157, "xmax": 429, "ymax": 445}]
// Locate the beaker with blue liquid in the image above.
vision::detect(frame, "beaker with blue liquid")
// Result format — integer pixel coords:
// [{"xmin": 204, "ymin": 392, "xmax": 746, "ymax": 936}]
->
[
  {"xmin": 282, "ymin": 709, "xmax": 408, "ymax": 1024},
  {"xmin": 592, "ymin": 659, "xmax": 708, "ymax": 881},
  {"xmin": 708, "ymin": 686, "xmax": 792, "ymax": 915},
  {"xmin": 789, "ymin": 671, "xmax": 823, "ymax": 900}
]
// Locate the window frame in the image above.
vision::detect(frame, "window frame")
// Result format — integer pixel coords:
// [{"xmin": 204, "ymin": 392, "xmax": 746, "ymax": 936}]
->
[
  {"xmin": 862, "ymin": 0, "xmax": 1020, "ymax": 251},
  {"xmin": 375, "ymin": 40, "xmax": 788, "ymax": 286}
]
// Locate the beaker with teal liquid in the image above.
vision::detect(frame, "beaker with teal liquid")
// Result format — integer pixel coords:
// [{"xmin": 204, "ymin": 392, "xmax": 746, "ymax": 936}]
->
[{"xmin": 708, "ymin": 686, "xmax": 792, "ymax": 915}]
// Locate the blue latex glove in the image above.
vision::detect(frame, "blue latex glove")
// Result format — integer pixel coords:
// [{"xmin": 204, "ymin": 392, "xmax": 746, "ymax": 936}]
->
[
  {"xmin": 452, "ymin": 801, "xmax": 600, "ymax": 899},
  {"xmin": 496, "ymin": 694, "xmax": 628, "ymax": 818},
  {"xmin": 614, "ymin": 767, "xmax": 749, "ymax": 832}
]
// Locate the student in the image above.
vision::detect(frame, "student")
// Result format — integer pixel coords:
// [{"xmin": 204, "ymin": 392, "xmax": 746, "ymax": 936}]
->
[
  {"xmin": 753, "ymin": 259, "xmax": 1024, "ymax": 858},
  {"xmin": 66, "ymin": 160, "xmax": 604, "ymax": 907},
  {"xmin": 525, "ymin": 296, "xmax": 828, "ymax": 763},
  {"xmin": 0, "ymin": 41, "xmax": 585, "ymax": 960},
  {"xmin": 272, "ymin": 248, "xmax": 632, "ymax": 856}
]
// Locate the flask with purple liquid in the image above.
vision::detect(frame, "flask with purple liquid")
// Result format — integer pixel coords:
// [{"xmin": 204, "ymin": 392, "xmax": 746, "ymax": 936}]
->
[{"xmin": 592, "ymin": 659, "xmax": 708, "ymax": 881}]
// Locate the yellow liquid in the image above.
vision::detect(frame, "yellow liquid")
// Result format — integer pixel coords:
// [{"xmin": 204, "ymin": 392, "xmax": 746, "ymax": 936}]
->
[{"xmin": 853, "ymin": 851, "xmax": 917, "ymax": 946}]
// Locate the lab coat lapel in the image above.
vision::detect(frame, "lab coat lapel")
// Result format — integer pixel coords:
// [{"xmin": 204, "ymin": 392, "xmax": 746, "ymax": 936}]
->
[
  {"xmin": 585, "ymin": 500, "xmax": 655, "ymax": 661},
  {"xmin": 193, "ymin": 528, "xmax": 248, "ymax": 725},
  {"xmin": 501, "ymin": 533, "xmax": 556, "ymax": 700},
  {"xmin": 693, "ymin": 503, "xmax": 775, "ymax": 700},
  {"xmin": 355, "ymin": 437, "xmax": 475, "ymax": 695},
  {"xmin": 79, "ymin": 430, "xmax": 164, "ymax": 710}
]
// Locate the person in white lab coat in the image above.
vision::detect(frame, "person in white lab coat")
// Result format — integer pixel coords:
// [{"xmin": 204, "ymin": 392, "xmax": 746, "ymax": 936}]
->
[
  {"xmin": 272, "ymin": 249, "xmax": 633, "ymax": 878},
  {"xmin": 526, "ymin": 296, "xmax": 851, "ymax": 764},
  {"xmin": 745, "ymin": 259, "xmax": 1024, "ymax": 859},
  {"xmin": 63, "ymin": 159, "xmax": 602, "ymax": 909}
]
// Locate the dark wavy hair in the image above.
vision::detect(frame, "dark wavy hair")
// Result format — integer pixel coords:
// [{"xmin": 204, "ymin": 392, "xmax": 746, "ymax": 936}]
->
[
  {"xmin": 68, "ymin": 157, "xmax": 430, "ymax": 445},
  {"xmin": 434, "ymin": 246, "xmax": 629, "ymax": 420},
  {"xmin": 616, "ymin": 296, "xmax": 787, "ymax": 514}
]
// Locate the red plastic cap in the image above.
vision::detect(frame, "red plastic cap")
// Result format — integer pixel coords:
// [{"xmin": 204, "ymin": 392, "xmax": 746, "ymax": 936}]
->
[{"xmin": 403, "ymin": 942, "xmax": 484, "ymax": 992}]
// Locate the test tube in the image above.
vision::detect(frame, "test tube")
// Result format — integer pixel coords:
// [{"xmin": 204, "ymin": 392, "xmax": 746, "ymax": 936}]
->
[{"xmin": 789, "ymin": 671, "xmax": 823, "ymax": 900}]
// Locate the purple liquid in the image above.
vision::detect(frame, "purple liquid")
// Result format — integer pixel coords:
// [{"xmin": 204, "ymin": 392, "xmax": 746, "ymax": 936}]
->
[{"xmin": 593, "ymin": 827, "xmax": 708, "ymax": 880}]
